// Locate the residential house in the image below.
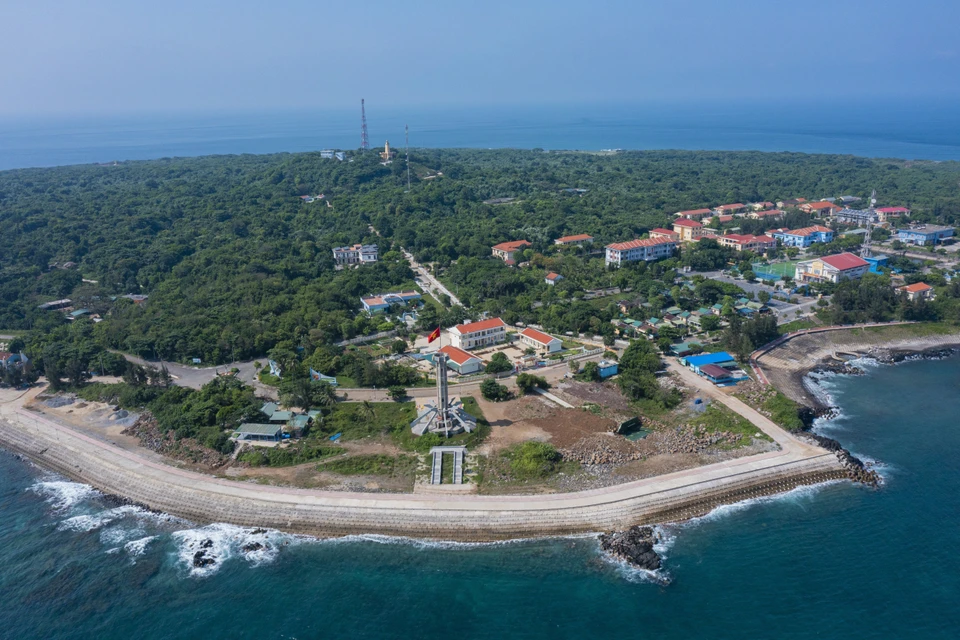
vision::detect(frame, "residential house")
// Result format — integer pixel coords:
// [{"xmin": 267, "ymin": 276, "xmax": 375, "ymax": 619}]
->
[
  {"xmin": 876, "ymin": 206, "xmax": 910, "ymax": 222},
  {"xmin": 544, "ymin": 272, "xmax": 564, "ymax": 285},
  {"xmin": 714, "ymin": 203, "xmax": 746, "ymax": 215},
  {"xmin": 518, "ymin": 327, "xmax": 563, "ymax": 354},
  {"xmin": 674, "ymin": 208, "xmax": 713, "ymax": 220},
  {"xmin": 448, "ymin": 317, "xmax": 508, "ymax": 350},
  {"xmin": 796, "ymin": 253, "xmax": 870, "ymax": 284},
  {"xmin": 777, "ymin": 198, "xmax": 808, "ymax": 208},
  {"xmin": 717, "ymin": 233, "xmax": 777, "ymax": 253},
  {"xmin": 800, "ymin": 201, "xmax": 842, "ymax": 216},
  {"xmin": 898, "ymin": 282, "xmax": 935, "ymax": 302},
  {"xmin": 553, "ymin": 234, "xmax": 594, "ymax": 247},
  {"xmin": 360, "ymin": 291, "xmax": 422, "ymax": 312},
  {"xmin": 897, "ymin": 225, "xmax": 955, "ymax": 246},
  {"xmin": 491, "ymin": 240, "xmax": 532, "ymax": 263},
  {"xmin": 772, "ymin": 225, "xmax": 835, "ymax": 248},
  {"xmin": 235, "ymin": 424, "xmax": 283, "ymax": 443},
  {"xmin": 605, "ymin": 238, "xmax": 677, "ymax": 266},
  {"xmin": 750, "ymin": 202, "xmax": 775, "ymax": 211},
  {"xmin": 333, "ymin": 244, "xmax": 378, "ymax": 266},
  {"xmin": 649, "ymin": 228, "xmax": 680, "ymax": 242},
  {"xmin": 438, "ymin": 345, "xmax": 484, "ymax": 375},
  {"xmin": 672, "ymin": 218, "xmax": 705, "ymax": 242}
]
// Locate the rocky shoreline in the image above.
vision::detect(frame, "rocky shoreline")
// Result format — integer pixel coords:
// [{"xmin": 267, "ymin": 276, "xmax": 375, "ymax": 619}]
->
[{"xmin": 599, "ymin": 525, "xmax": 663, "ymax": 572}]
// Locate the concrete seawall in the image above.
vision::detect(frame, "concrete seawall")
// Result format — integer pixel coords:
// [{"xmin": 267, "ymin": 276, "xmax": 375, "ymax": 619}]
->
[{"xmin": 0, "ymin": 408, "xmax": 846, "ymax": 541}]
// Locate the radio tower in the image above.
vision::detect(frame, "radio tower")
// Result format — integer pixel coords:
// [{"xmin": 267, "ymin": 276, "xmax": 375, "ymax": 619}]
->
[
  {"xmin": 360, "ymin": 99, "xmax": 369, "ymax": 151},
  {"xmin": 405, "ymin": 124, "xmax": 411, "ymax": 192},
  {"xmin": 861, "ymin": 188, "xmax": 877, "ymax": 259}
]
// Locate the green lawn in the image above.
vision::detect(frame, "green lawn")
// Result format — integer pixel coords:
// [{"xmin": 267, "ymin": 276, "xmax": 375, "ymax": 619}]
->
[
  {"xmin": 315, "ymin": 401, "xmax": 417, "ymax": 442},
  {"xmin": 778, "ymin": 319, "xmax": 818, "ymax": 333},
  {"xmin": 692, "ymin": 404, "xmax": 772, "ymax": 446}
]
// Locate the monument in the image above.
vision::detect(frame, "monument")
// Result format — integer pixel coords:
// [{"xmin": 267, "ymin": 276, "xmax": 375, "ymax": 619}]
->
[{"xmin": 410, "ymin": 352, "xmax": 477, "ymax": 437}]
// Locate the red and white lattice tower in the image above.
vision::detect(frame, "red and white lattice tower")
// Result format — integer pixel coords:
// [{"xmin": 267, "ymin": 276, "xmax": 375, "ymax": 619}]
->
[{"xmin": 360, "ymin": 99, "xmax": 369, "ymax": 151}]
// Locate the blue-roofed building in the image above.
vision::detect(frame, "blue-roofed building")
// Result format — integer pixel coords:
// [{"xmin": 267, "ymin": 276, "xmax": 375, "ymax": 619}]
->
[
  {"xmin": 897, "ymin": 225, "xmax": 955, "ymax": 246},
  {"xmin": 864, "ymin": 255, "xmax": 888, "ymax": 274},
  {"xmin": 681, "ymin": 351, "xmax": 737, "ymax": 374},
  {"xmin": 598, "ymin": 360, "xmax": 619, "ymax": 379}
]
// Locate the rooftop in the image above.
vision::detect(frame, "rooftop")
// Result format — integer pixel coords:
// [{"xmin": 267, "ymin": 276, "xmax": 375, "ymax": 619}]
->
[
  {"xmin": 673, "ymin": 218, "xmax": 703, "ymax": 228},
  {"xmin": 555, "ymin": 233, "xmax": 593, "ymax": 243},
  {"xmin": 492, "ymin": 240, "xmax": 532, "ymax": 252},
  {"xmin": 520, "ymin": 327, "xmax": 559, "ymax": 345},
  {"xmin": 777, "ymin": 225, "xmax": 833, "ymax": 237},
  {"xmin": 452, "ymin": 317, "xmax": 507, "ymax": 334},
  {"xmin": 606, "ymin": 237, "xmax": 676, "ymax": 251},
  {"xmin": 545, "ymin": 272, "xmax": 563, "ymax": 281},
  {"xmin": 820, "ymin": 253, "xmax": 870, "ymax": 271},
  {"xmin": 236, "ymin": 423, "xmax": 282, "ymax": 437},
  {"xmin": 439, "ymin": 345, "xmax": 480, "ymax": 366},
  {"xmin": 675, "ymin": 208, "xmax": 713, "ymax": 216},
  {"xmin": 901, "ymin": 282, "xmax": 933, "ymax": 293}
]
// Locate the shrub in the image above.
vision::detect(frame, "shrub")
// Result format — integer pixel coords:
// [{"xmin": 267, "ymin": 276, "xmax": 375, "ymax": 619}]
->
[
  {"xmin": 481, "ymin": 378, "xmax": 510, "ymax": 401},
  {"xmin": 516, "ymin": 372, "xmax": 548, "ymax": 394},
  {"xmin": 506, "ymin": 442, "xmax": 563, "ymax": 479}
]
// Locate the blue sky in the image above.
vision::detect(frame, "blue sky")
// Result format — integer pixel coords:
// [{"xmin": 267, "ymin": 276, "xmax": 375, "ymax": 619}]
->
[{"xmin": 2, "ymin": 0, "xmax": 958, "ymax": 115}]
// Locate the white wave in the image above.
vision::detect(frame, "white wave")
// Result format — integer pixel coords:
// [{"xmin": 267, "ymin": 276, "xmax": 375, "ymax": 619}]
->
[
  {"xmin": 683, "ymin": 480, "xmax": 844, "ymax": 527},
  {"xmin": 325, "ymin": 532, "xmax": 594, "ymax": 551},
  {"xmin": 100, "ymin": 525, "xmax": 146, "ymax": 547},
  {"xmin": 29, "ymin": 480, "xmax": 99, "ymax": 511},
  {"xmin": 124, "ymin": 536, "xmax": 157, "ymax": 558},
  {"xmin": 171, "ymin": 523, "xmax": 294, "ymax": 577},
  {"xmin": 57, "ymin": 505, "xmax": 142, "ymax": 532}
]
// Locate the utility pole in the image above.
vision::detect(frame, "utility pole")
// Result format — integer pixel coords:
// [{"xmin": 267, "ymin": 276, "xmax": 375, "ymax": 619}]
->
[{"xmin": 405, "ymin": 124, "xmax": 411, "ymax": 192}]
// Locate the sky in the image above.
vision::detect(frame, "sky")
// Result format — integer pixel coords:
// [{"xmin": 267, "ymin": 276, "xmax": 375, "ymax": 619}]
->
[{"xmin": 1, "ymin": 0, "xmax": 958, "ymax": 116}]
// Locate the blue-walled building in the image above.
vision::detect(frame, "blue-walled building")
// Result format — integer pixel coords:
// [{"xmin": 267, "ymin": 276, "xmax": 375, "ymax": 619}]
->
[{"xmin": 897, "ymin": 225, "xmax": 954, "ymax": 246}]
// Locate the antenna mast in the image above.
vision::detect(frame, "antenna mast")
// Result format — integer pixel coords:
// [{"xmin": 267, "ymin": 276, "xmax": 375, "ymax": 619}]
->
[
  {"xmin": 405, "ymin": 124, "xmax": 411, "ymax": 192},
  {"xmin": 861, "ymin": 188, "xmax": 877, "ymax": 259},
  {"xmin": 360, "ymin": 99, "xmax": 369, "ymax": 151}
]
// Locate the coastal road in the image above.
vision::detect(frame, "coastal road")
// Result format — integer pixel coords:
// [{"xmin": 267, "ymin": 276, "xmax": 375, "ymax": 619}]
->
[{"xmin": 0, "ymin": 384, "xmax": 845, "ymax": 541}]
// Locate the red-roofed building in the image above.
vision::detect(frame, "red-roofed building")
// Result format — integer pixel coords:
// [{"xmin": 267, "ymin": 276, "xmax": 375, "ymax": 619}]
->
[
  {"xmin": 898, "ymin": 282, "xmax": 934, "ymax": 302},
  {"xmin": 800, "ymin": 201, "xmax": 842, "ymax": 216},
  {"xmin": 672, "ymin": 218, "xmax": 705, "ymax": 242},
  {"xmin": 518, "ymin": 327, "xmax": 563, "ymax": 354},
  {"xmin": 714, "ymin": 203, "xmax": 746, "ymax": 215},
  {"xmin": 748, "ymin": 209, "xmax": 786, "ymax": 220},
  {"xmin": 553, "ymin": 234, "xmax": 594, "ymax": 246},
  {"xmin": 674, "ymin": 208, "xmax": 714, "ymax": 220},
  {"xmin": 717, "ymin": 234, "xmax": 777, "ymax": 253},
  {"xmin": 714, "ymin": 215, "xmax": 735, "ymax": 223},
  {"xmin": 544, "ymin": 272, "xmax": 564, "ymax": 285},
  {"xmin": 605, "ymin": 237, "xmax": 677, "ymax": 266},
  {"xmin": 438, "ymin": 345, "xmax": 484, "ymax": 375},
  {"xmin": 448, "ymin": 317, "xmax": 508, "ymax": 350},
  {"xmin": 876, "ymin": 206, "xmax": 910, "ymax": 222},
  {"xmin": 796, "ymin": 253, "xmax": 870, "ymax": 284},
  {"xmin": 492, "ymin": 240, "xmax": 532, "ymax": 263},
  {"xmin": 750, "ymin": 202, "xmax": 775, "ymax": 211},
  {"xmin": 649, "ymin": 228, "xmax": 680, "ymax": 241}
]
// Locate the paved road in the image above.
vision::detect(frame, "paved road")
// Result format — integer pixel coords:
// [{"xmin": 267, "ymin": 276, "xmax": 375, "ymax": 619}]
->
[
  {"xmin": 699, "ymin": 271, "xmax": 822, "ymax": 324},
  {"xmin": 403, "ymin": 249, "xmax": 463, "ymax": 307},
  {"xmin": 114, "ymin": 352, "xmax": 278, "ymax": 399}
]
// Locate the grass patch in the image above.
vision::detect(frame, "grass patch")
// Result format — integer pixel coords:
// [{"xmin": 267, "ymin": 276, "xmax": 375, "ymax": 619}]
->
[
  {"xmin": 257, "ymin": 371, "xmax": 281, "ymax": 387},
  {"xmin": 778, "ymin": 319, "xmax": 818, "ymax": 333},
  {"xmin": 861, "ymin": 322, "xmax": 956, "ymax": 337},
  {"xmin": 477, "ymin": 441, "xmax": 579, "ymax": 489},
  {"xmin": 692, "ymin": 404, "xmax": 771, "ymax": 446},
  {"xmin": 320, "ymin": 453, "xmax": 418, "ymax": 477},
  {"xmin": 441, "ymin": 453, "xmax": 454, "ymax": 483},
  {"xmin": 238, "ymin": 443, "xmax": 342, "ymax": 467},
  {"xmin": 316, "ymin": 401, "xmax": 417, "ymax": 442}
]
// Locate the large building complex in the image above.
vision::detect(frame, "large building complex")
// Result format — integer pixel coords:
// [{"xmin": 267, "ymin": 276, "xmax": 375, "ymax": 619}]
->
[
  {"xmin": 896, "ymin": 225, "xmax": 954, "ymax": 246},
  {"xmin": 772, "ymin": 225, "xmax": 834, "ymax": 248},
  {"xmin": 795, "ymin": 253, "xmax": 870, "ymax": 284},
  {"xmin": 448, "ymin": 317, "xmax": 508, "ymax": 350},
  {"xmin": 333, "ymin": 244, "xmax": 378, "ymax": 266},
  {"xmin": 604, "ymin": 238, "xmax": 677, "ymax": 267}
]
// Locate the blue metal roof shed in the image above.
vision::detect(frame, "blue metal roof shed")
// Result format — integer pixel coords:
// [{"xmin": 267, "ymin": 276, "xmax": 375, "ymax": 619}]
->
[{"xmin": 682, "ymin": 351, "xmax": 736, "ymax": 373}]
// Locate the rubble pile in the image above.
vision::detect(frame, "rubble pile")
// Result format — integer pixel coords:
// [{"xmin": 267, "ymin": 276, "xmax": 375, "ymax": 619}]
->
[{"xmin": 122, "ymin": 412, "xmax": 230, "ymax": 468}]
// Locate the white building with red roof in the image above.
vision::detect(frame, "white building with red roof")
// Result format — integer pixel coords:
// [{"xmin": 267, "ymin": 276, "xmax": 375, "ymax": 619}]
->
[
  {"xmin": 674, "ymin": 208, "xmax": 713, "ymax": 220},
  {"xmin": 714, "ymin": 203, "xmax": 746, "ymax": 215},
  {"xmin": 491, "ymin": 240, "xmax": 532, "ymax": 264},
  {"xmin": 796, "ymin": 253, "xmax": 870, "ymax": 284},
  {"xmin": 518, "ymin": 327, "xmax": 563, "ymax": 354},
  {"xmin": 553, "ymin": 233, "xmax": 594, "ymax": 246},
  {"xmin": 800, "ymin": 201, "xmax": 842, "ymax": 216},
  {"xmin": 717, "ymin": 234, "xmax": 777, "ymax": 253},
  {"xmin": 876, "ymin": 206, "xmax": 910, "ymax": 222},
  {"xmin": 544, "ymin": 272, "xmax": 564, "ymax": 285},
  {"xmin": 605, "ymin": 238, "xmax": 677, "ymax": 266},
  {"xmin": 898, "ymin": 282, "xmax": 934, "ymax": 302},
  {"xmin": 438, "ymin": 345, "xmax": 484, "ymax": 375},
  {"xmin": 672, "ymin": 218, "xmax": 705, "ymax": 242},
  {"xmin": 448, "ymin": 317, "xmax": 508, "ymax": 350},
  {"xmin": 750, "ymin": 201, "xmax": 775, "ymax": 211}
]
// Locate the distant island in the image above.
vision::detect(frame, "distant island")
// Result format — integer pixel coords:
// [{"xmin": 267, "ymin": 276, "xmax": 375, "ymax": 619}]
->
[{"xmin": 2, "ymin": 148, "xmax": 959, "ymax": 549}]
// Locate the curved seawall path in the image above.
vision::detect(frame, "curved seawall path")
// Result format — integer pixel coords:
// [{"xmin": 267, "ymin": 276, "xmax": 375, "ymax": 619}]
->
[{"xmin": 0, "ymin": 388, "xmax": 844, "ymax": 541}]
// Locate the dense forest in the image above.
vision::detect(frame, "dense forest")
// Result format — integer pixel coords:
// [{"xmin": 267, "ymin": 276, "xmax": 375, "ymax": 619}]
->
[{"xmin": 3, "ymin": 148, "xmax": 960, "ymax": 367}]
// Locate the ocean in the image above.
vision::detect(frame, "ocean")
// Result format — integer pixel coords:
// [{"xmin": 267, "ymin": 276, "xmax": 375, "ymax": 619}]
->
[
  {"xmin": 1, "ymin": 356, "xmax": 959, "ymax": 639},
  {"xmin": 2, "ymin": 102, "xmax": 960, "ymax": 171}
]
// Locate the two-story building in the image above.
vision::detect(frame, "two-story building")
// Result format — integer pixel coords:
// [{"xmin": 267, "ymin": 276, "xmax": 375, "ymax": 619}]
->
[
  {"xmin": 360, "ymin": 291, "xmax": 422, "ymax": 313},
  {"xmin": 800, "ymin": 201, "xmax": 842, "ymax": 217},
  {"xmin": 518, "ymin": 327, "xmax": 563, "ymax": 354},
  {"xmin": 717, "ymin": 234, "xmax": 777, "ymax": 253},
  {"xmin": 333, "ymin": 244, "xmax": 378, "ymax": 266},
  {"xmin": 795, "ymin": 253, "xmax": 870, "ymax": 284},
  {"xmin": 672, "ymin": 218, "xmax": 705, "ymax": 242},
  {"xmin": 714, "ymin": 203, "xmax": 746, "ymax": 215},
  {"xmin": 833, "ymin": 208, "xmax": 878, "ymax": 225},
  {"xmin": 748, "ymin": 209, "xmax": 785, "ymax": 221},
  {"xmin": 772, "ymin": 225, "xmax": 834, "ymax": 248},
  {"xmin": 448, "ymin": 317, "xmax": 508, "ymax": 350},
  {"xmin": 605, "ymin": 238, "xmax": 677, "ymax": 266},
  {"xmin": 674, "ymin": 208, "xmax": 713, "ymax": 220},
  {"xmin": 649, "ymin": 228, "xmax": 680, "ymax": 241},
  {"xmin": 875, "ymin": 206, "xmax": 910, "ymax": 222},
  {"xmin": 897, "ymin": 225, "xmax": 954, "ymax": 246},
  {"xmin": 491, "ymin": 240, "xmax": 532, "ymax": 264}
]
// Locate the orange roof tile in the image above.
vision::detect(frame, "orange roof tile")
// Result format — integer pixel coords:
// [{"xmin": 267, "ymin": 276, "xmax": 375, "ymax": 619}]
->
[
  {"xmin": 452, "ymin": 317, "xmax": 507, "ymax": 334},
  {"xmin": 439, "ymin": 345, "xmax": 480, "ymax": 365},
  {"xmin": 520, "ymin": 327, "xmax": 559, "ymax": 346}
]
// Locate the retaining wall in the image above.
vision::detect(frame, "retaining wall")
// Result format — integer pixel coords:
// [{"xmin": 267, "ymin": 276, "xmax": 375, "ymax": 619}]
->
[{"xmin": 0, "ymin": 409, "xmax": 846, "ymax": 541}]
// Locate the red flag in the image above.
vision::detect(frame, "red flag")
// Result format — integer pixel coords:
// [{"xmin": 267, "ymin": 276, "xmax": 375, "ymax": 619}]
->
[{"xmin": 428, "ymin": 327, "xmax": 441, "ymax": 343}]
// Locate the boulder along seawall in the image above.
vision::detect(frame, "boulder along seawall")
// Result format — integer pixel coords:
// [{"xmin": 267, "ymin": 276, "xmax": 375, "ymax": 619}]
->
[{"xmin": 0, "ymin": 409, "xmax": 847, "ymax": 542}]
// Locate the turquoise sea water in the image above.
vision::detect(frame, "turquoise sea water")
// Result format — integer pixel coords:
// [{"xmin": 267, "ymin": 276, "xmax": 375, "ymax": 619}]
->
[
  {"xmin": 2, "ymin": 102, "xmax": 960, "ymax": 170},
  {"xmin": 1, "ymin": 356, "xmax": 959, "ymax": 639}
]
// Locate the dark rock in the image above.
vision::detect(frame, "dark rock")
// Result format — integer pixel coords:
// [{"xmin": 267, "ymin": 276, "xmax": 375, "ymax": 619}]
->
[
  {"xmin": 241, "ymin": 542, "xmax": 265, "ymax": 553},
  {"xmin": 599, "ymin": 525, "xmax": 662, "ymax": 571},
  {"xmin": 199, "ymin": 538, "xmax": 213, "ymax": 549},
  {"xmin": 192, "ymin": 550, "xmax": 216, "ymax": 568},
  {"xmin": 251, "ymin": 528, "xmax": 267, "ymax": 535}
]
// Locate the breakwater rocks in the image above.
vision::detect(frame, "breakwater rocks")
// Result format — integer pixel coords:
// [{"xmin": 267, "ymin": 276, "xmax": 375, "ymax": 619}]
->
[
  {"xmin": 800, "ymin": 433, "xmax": 880, "ymax": 487},
  {"xmin": 599, "ymin": 526, "xmax": 662, "ymax": 571},
  {"xmin": 870, "ymin": 346, "xmax": 959, "ymax": 365}
]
